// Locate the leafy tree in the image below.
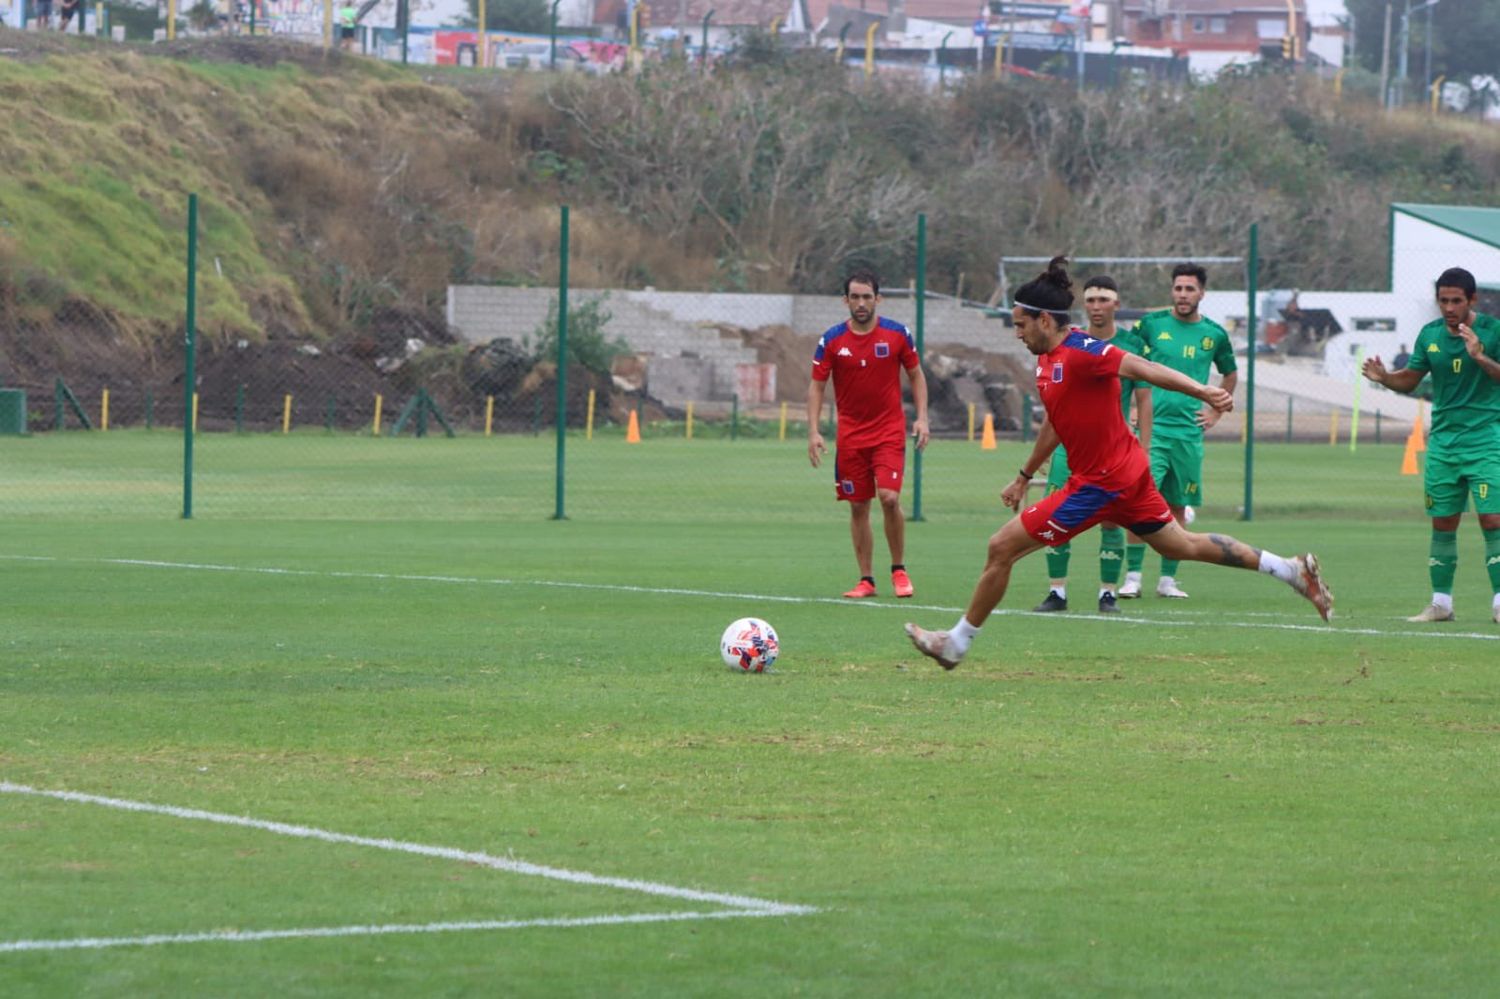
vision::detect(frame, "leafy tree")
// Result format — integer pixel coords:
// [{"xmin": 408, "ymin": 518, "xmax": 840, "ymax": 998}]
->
[
  {"xmin": 464, "ymin": 0, "xmax": 550, "ymax": 33},
  {"xmin": 1345, "ymin": 0, "xmax": 1500, "ymax": 83}
]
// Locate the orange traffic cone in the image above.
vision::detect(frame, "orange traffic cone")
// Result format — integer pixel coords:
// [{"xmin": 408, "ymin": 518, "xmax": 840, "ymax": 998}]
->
[
  {"xmin": 625, "ymin": 409, "xmax": 641, "ymax": 444},
  {"xmin": 1413, "ymin": 400, "xmax": 1426, "ymax": 453},
  {"xmin": 1400, "ymin": 432, "xmax": 1420, "ymax": 475},
  {"xmin": 980, "ymin": 413, "xmax": 997, "ymax": 450}
]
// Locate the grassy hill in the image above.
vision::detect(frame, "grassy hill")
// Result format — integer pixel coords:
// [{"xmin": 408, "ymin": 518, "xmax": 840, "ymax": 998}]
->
[{"xmin": 2, "ymin": 31, "xmax": 1500, "ymax": 362}]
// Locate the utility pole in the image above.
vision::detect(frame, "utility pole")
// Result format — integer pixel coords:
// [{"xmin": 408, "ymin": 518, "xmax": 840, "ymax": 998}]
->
[
  {"xmin": 1423, "ymin": 0, "xmax": 1441, "ymax": 95},
  {"xmin": 1378, "ymin": 1, "xmax": 1392, "ymax": 108},
  {"xmin": 1396, "ymin": 0, "xmax": 1410, "ymax": 107}
]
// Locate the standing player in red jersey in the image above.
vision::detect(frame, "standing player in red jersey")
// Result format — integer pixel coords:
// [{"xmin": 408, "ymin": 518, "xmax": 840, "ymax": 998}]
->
[
  {"xmin": 808, "ymin": 270, "xmax": 930, "ymax": 599},
  {"xmin": 904, "ymin": 257, "xmax": 1332, "ymax": 669}
]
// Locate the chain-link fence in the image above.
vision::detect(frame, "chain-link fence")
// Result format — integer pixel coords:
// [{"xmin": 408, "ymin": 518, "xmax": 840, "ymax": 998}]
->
[{"xmin": 3, "ymin": 200, "xmax": 1452, "ymax": 524}]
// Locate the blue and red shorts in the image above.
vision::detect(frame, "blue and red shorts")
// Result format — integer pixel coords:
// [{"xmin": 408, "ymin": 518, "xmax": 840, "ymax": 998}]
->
[
  {"xmin": 1020, "ymin": 470, "xmax": 1172, "ymax": 547},
  {"xmin": 834, "ymin": 439, "xmax": 906, "ymax": 502}
]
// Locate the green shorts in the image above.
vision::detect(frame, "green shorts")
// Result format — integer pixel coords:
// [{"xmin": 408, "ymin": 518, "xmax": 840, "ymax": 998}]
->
[
  {"xmin": 1046, "ymin": 446, "xmax": 1071, "ymax": 491},
  {"xmin": 1424, "ymin": 444, "xmax": 1500, "ymax": 517},
  {"xmin": 1149, "ymin": 435, "xmax": 1202, "ymax": 508}
]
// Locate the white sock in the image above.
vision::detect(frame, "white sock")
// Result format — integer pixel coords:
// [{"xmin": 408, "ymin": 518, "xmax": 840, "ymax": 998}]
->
[
  {"xmin": 1050, "ymin": 585, "xmax": 1067, "ymax": 599},
  {"xmin": 1492, "ymin": 593, "xmax": 1500, "ymax": 612},
  {"xmin": 1159, "ymin": 575, "xmax": 1176, "ymax": 588},
  {"xmin": 1099, "ymin": 587, "xmax": 1115, "ymax": 598},
  {"xmin": 1125, "ymin": 571, "xmax": 1141, "ymax": 585},
  {"xmin": 950, "ymin": 616, "xmax": 981, "ymax": 654},
  {"xmin": 1433, "ymin": 593, "xmax": 1453, "ymax": 613},
  {"xmin": 1257, "ymin": 551, "xmax": 1297, "ymax": 584}
]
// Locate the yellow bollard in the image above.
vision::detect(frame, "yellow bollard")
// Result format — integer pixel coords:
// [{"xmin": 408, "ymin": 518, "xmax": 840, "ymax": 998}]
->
[
  {"xmin": 686, "ymin": 401, "xmax": 694, "ymax": 440},
  {"xmin": 967, "ymin": 402, "xmax": 975, "ymax": 441},
  {"xmin": 779, "ymin": 401, "xmax": 787, "ymax": 441},
  {"xmin": 101, "ymin": 389, "xmax": 110, "ymax": 432},
  {"xmin": 1328, "ymin": 409, "xmax": 1338, "ymax": 446},
  {"xmin": 192, "ymin": 392, "xmax": 199, "ymax": 432},
  {"xmin": 283, "ymin": 394, "xmax": 293, "ymax": 434},
  {"xmin": 372, "ymin": 394, "xmax": 383, "ymax": 437},
  {"xmin": 586, "ymin": 389, "xmax": 596, "ymax": 440},
  {"xmin": 485, "ymin": 395, "xmax": 494, "ymax": 437}
]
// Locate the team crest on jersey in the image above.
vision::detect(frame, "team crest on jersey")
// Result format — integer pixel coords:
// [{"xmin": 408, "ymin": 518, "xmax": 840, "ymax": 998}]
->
[
  {"xmin": 874, "ymin": 341, "xmax": 890, "ymax": 358},
  {"xmin": 841, "ymin": 479, "xmax": 856, "ymax": 495},
  {"xmin": 1051, "ymin": 362, "xmax": 1064, "ymax": 383},
  {"xmin": 1201, "ymin": 337, "xmax": 1214, "ymax": 350}
]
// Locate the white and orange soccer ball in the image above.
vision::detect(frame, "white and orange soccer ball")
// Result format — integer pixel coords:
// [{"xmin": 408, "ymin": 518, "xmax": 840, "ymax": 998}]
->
[{"xmin": 720, "ymin": 617, "xmax": 779, "ymax": 673}]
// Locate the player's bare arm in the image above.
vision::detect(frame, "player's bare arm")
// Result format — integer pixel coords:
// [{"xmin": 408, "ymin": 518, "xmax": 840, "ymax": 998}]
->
[
  {"xmin": 1002, "ymin": 419, "xmax": 1060, "ymax": 511},
  {"xmin": 806, "ymin": 378, "xmax": 828, "ymax": 467},
  {"xmin": 1457, "ymin": 324, "xmax": 1500, "ymax": 382},
  {"xmin": 1198, "ymin": 371, "xmax": 1237, "ymax": 429},
  {"xmin": 1362, "ymin": 355, "xmax": 1426, "ymax": 394},
  {"xmin": 907, "ymin": 364, "xmax": 931, "ymax": 450},
  {"xmin": 1119, "ymin": 353, "xmax": 1232, "ymax": 412},
  {"xmin": 1133, "ymin": 386, "xmax": 1153, "ymax": 450}
]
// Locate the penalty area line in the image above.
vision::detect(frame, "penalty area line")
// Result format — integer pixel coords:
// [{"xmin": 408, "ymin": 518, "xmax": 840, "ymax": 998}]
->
[
  {"xmin": 0, "ymin": 909, "xmax": 787, "ymax": 955},
  {"xmin": 0, "ymin": 783, "xmax": 817, "ymax": 920}
]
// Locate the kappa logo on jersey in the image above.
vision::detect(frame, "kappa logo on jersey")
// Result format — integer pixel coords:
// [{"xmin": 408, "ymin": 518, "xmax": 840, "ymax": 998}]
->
[
  {"xmin": 1039, "ymin": 529, "xmax": 1056, "ymax": 541},
  {"xmin": 1051, "ymin": 362, "xmax": 1064, "ymax": 383},
  {"xmin": 837, "ymin": 347, "xmax": 853, "ymax": 357},
  {"xmin": 1428, "ymin": 343, "xmax": 1441, "ymax": 352},
  {"xmin": 1489, "ymin": 554, "xmax": 1500, "ymax": 567},
  {"xmin": 1080, "ymin": 336, "xmax": 1096, "ymax": 348},
  {"xmin": 874, "ymin": 342, "xmax": 890, "ymax": 358}
]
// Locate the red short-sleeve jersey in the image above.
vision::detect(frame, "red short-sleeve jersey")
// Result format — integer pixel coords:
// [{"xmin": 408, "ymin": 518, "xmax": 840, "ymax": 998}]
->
[
  {"xmin": 811, "ymin": 317, "xmax": 919, "ymax": 448},
  {"xmin": 1035, "ymin": 330, "xmax": 1149, "ymax": 491}
]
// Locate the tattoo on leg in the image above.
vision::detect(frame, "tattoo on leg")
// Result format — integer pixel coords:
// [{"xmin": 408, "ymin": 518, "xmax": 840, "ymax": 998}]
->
[{"xmin": 1209, "ymin": 533, "xmax": 1251, "ymax": 568}]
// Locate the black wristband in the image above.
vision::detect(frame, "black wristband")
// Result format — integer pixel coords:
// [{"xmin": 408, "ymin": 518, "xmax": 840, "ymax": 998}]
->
[{"xmin": 1019, "ymin": 468, "xmax": 1033, "ymax": 480}]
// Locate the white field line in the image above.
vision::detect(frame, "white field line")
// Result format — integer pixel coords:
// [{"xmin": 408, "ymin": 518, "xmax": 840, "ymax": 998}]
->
[
  {"xmin": 0, "ymin": 783, "xmax": 812, "ymax": 917},
  {"xmin": 0, "ymin": 910, "xmax": 783, "ymax": 955},
  {"xmin": 0, "ymin": 782, "xmax": 816, "ymax": 955},
  {"xmin": 3, "ymin": 554, "xmax": 1497, "ymax": 643}
]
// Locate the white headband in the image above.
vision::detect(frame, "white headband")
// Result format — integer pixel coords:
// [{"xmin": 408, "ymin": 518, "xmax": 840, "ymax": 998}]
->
[{"xmin": 1013, "ymin": 299, "xmax": 1071, "ymax": 316}]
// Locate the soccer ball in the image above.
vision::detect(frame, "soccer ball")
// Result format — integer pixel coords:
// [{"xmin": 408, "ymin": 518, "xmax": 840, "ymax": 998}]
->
[{"xmin": 720, "ymin": 617, "xmax": 779, "ymax": 673}]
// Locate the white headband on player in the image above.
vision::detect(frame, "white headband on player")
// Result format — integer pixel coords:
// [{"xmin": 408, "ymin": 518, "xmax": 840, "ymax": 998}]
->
[
  {"xmin": 1013, "ymin": 298, "xmax": 1071, "ymax": 316},
  {"xmin": 1082, "ymin": 289, "xmax": 1119, "ymax": 302}
]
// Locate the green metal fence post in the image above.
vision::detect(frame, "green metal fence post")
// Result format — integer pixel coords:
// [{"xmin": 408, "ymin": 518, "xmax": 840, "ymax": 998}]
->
[
  {"xmin": 1020, "ymin": 392, "xmax": 1031, "ymax": 443},
  {"xmin": 234, "ymin": 383, "xmax": 245, "ymax": 433},
  {"xmin": 1375, "ymin": 408, "xmax": 1382, "ymax": 445},
  {"xmin": 1286, "ymin": 397, "xmax": 1293, "ymax": 443},
  {"xmin": 731, "ymin": 393, "xmax": 739, "ymax": 440},
  {"xmin": 1242, "ymin": 221, "xmax": 1257, "ymax": 521},
  {"xmin": 54, "ymin": 378, "xmax": 64, "ymax": 431},
  {"xmin": 325, "ymin": 394, "xmax": 336, "ymax": 433},
  {"xmin": 911, "ymin": 212, "xmax": 926, "ymax": 522},
  {"xmin": 183, "ymin": 193, "xmax": 199, "ymax": 520},
  {"xmin": 553, "ymin": 205, "xmax": 569, "ymax": 520}
]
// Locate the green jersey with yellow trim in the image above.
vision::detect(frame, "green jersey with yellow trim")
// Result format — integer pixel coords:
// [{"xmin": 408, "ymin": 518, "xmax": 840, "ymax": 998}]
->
[
  {"xmin": 1136, "ymin": 309, "xmax": 1236, "ymax": 440},
  {"xmin": 1406, "ymin": 312, "xmax": 1500, "ymax": 450}
]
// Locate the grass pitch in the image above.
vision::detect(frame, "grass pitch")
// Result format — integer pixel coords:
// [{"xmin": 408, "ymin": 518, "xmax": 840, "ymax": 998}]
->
[{"xmin": 2, "ymin": 434, "xmax": 1497, "ymax": 996}]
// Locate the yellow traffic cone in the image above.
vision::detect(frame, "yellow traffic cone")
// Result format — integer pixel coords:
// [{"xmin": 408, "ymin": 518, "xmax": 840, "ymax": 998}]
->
[
  {"xmin": 626, "ymin": 409, "xmax": 641, "ymax": 444},
  {"xmin": 980, "ymin": 413, "xmax": 997, "ymax": 450}
]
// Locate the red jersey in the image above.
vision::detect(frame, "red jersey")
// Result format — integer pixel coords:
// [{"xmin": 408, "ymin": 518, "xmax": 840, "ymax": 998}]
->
[
  {"xmin": 1035, "ymin": 330, "xmax": 1149, "ymax": 490},
  {"xmin": 811, "ymin": 317, "xmax": 919, "ymax": 448}
]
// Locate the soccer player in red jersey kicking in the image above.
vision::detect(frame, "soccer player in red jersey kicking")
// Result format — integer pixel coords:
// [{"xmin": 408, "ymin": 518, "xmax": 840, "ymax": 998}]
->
[
  {"xmin": 809, "ymin": 270, "xmax": 930, "ymax": 599},
  {"xmin": 905, "ymin": 258, "xmax": 1332, "ymax": 669}
]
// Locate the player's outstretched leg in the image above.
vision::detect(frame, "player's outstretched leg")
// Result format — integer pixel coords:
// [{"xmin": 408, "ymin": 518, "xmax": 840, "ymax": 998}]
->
[{"xmin": 1143, "ymin": 523, "xmax": 1334, "ymax": 621}]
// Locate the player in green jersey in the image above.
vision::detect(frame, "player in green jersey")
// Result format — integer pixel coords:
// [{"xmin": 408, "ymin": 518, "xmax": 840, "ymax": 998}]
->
[
  {"xmin": 1030, "ymin": 275, "xmax": 1154, "ymax": 614},
  {"xmin": 1362, "ymin": 267, "xmax": 1500, "ymax": 624},
  {"xmin": 1117, "ymin": 262, "xmax": 1237, "ymax": 600}
]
